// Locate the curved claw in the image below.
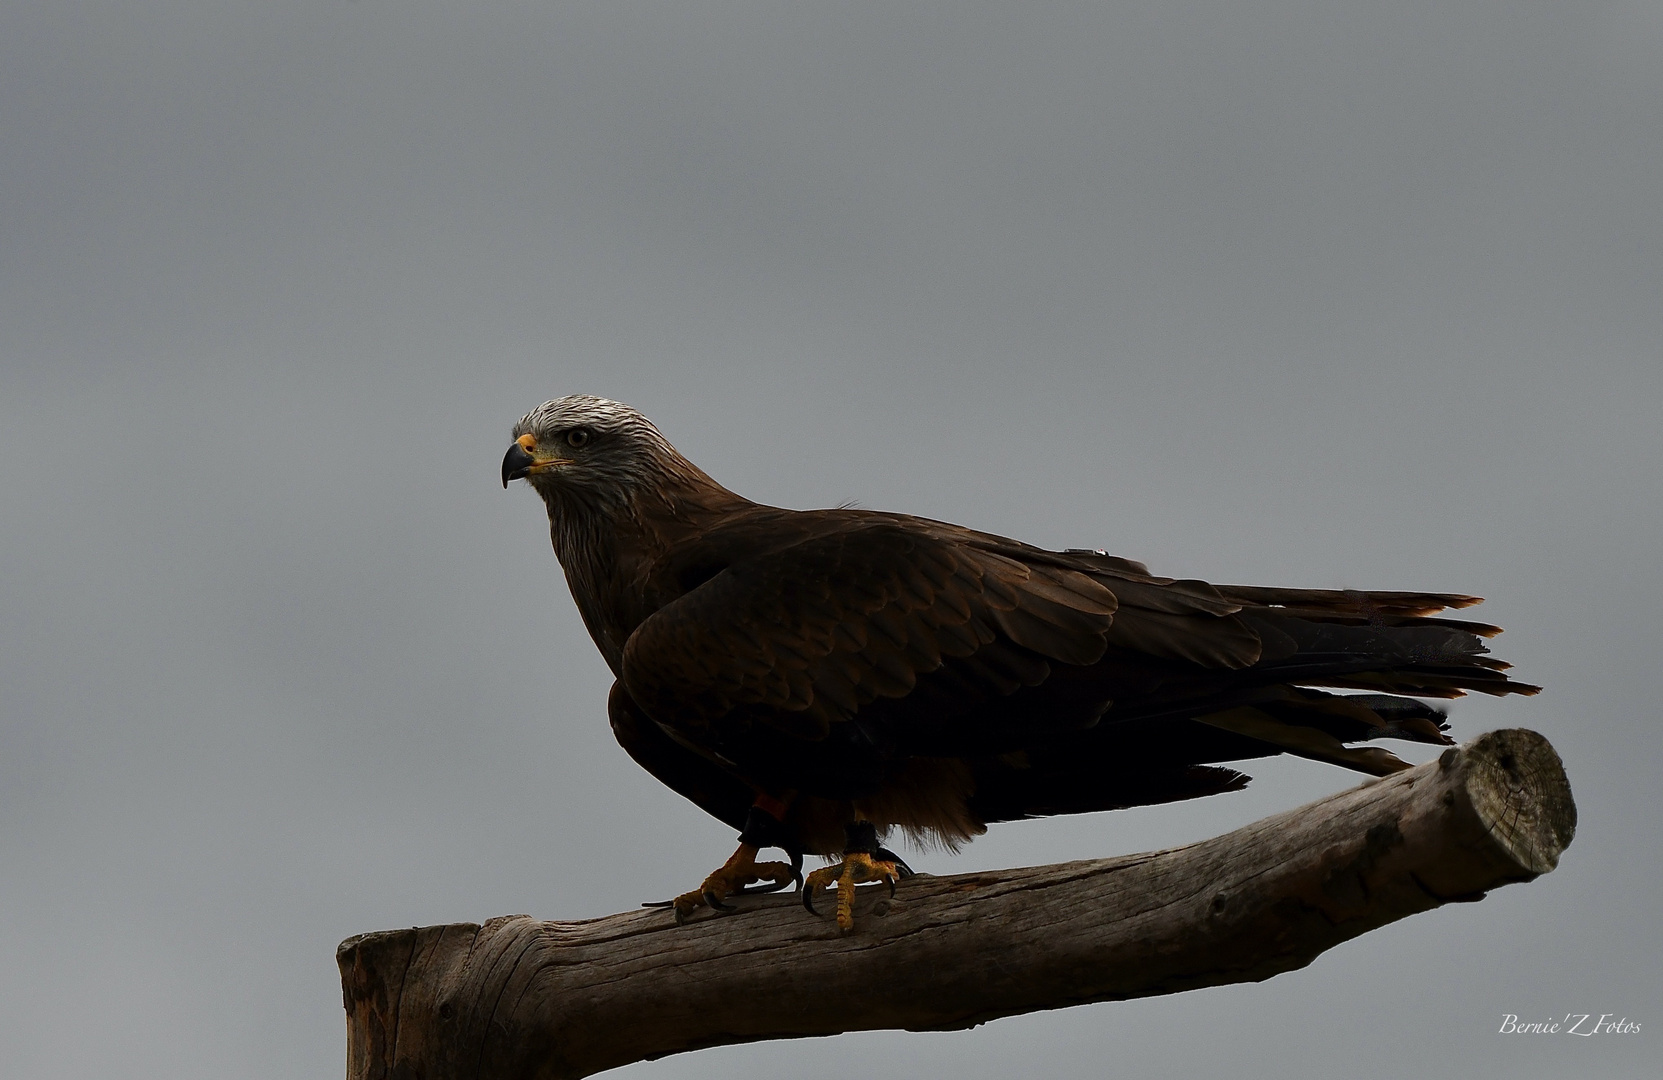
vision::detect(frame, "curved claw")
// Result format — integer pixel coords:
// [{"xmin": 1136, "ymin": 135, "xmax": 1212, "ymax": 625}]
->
[
  {"xmin": 772, "ymin": 849, "xmax": 804, "ymax": 894},
  {"xmin": 663, "ymin": 842, "xmax": 812, "ymax": 925},
  {"xmin": 802, "ymin": 883, "xmax": 821, "ymax": 916},
  {"xmin": 875, "ymin": 847, "xmax": 915, "ymax": 878}
]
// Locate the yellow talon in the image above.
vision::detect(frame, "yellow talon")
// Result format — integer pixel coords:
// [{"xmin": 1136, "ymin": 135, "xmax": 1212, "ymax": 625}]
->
[
  {"xmin": 667, "ymin": 843, "xmax": 796, "ymax": 923},
  {"xmin": 803, "ymin": 851, "xmax": 901, "ymax": 932}
]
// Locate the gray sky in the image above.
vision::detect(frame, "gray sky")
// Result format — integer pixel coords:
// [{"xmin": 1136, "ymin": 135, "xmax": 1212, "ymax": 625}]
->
[{"xmin": 2, "ymin": 2, "xmax": 1658, "ymax": 1077}]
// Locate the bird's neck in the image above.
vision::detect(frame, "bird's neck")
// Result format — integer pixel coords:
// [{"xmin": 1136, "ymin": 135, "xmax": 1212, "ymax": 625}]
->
[{"xmin": 546, "ymin": 468, "xmax": 750, "ymax": 674}]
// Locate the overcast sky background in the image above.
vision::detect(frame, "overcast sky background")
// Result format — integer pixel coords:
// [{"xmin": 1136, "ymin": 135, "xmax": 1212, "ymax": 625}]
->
[{"xmin": 2, "ymin": 2, "xmax": 1659, "ymax": 1077}]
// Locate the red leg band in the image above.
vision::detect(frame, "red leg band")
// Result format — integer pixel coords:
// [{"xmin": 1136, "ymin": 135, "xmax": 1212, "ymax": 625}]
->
[{"xmin": 752, "ymin": 793, "xmax": 788, "ymax": 820}]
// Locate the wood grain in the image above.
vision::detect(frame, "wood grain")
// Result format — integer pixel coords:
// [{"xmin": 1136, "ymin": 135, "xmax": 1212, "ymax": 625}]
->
[{"xmin": 339, "ymin": 728, "xmax": 1574, "ymax": 1080}]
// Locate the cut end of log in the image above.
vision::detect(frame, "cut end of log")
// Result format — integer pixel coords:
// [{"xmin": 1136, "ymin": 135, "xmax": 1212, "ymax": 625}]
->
[{"xmin": 1455, "ymin": 728, "xmax": 1576, "ymax": 876}]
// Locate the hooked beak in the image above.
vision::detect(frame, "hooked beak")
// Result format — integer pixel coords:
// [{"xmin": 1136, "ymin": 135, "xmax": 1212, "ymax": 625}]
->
[{"xmin": 501, "ymin": 434, "xmax": 539, "ymax": 488}]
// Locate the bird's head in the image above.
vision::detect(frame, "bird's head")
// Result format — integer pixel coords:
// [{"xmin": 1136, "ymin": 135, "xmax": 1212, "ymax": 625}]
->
[
  {"xmin": 502, "ymin": 396, "xmax": 724, "ymax": 522},
  {"xmin": 503, "ymin": 395, "xmax": 669, "ymax": 495}
]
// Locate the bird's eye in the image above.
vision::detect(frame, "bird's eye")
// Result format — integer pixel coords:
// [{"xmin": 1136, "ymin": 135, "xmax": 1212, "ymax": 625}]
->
[{"xmin": 564, "ymin": 428, "xmax": 591, "ymax": 448}]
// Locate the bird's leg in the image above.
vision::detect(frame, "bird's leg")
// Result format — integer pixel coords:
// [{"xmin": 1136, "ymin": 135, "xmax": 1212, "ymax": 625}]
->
[
  {"xmin": 649, "ymin": 798, "xmax": 803, "ymax": 924},
  {"xmin": 802, "ymin": 821, "xmax": 915, "ymax": 932}
]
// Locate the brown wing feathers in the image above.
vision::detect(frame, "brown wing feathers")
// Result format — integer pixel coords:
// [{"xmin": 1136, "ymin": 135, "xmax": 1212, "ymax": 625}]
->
[
  {"xmin": 616, "ymin": 510, "xmax": 1534, "ymax": 839},
  {"xmin": 622, "ymin": 522, "xmax": 1120, "ymax": 738}
]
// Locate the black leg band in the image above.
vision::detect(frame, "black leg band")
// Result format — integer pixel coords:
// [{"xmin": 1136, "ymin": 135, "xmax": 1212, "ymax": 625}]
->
[{"xmin": 843, "ymin": 820, "xmax": 880, "ymax": 855}]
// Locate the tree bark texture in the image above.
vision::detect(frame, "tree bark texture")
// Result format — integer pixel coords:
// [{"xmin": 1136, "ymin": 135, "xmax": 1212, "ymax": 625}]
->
[{"xmin": 338, "ymin": 728, "xmax": 1575, "ymax": 1080}]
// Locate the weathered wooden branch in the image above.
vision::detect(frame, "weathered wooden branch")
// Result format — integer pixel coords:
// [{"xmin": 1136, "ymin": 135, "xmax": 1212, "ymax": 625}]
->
[{"xmin": 339, "ymin": 728, "xmax": 1574, "ymax": 1080}]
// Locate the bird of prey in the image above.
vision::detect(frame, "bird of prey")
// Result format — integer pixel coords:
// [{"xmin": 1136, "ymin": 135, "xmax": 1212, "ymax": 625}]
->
[{"xmin": 502, "ymin": 395, "xmax": 1537, "ymax": 930}]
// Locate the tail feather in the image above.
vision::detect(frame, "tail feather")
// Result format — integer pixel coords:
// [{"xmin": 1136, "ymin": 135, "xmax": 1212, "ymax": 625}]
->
[
  {"xmin": 1127, "ymin": 586, "xmax": 1534, "ymax": 773},
  {"xmin": 1195, "ymin": 708, "xmax": 1416, "ymax": 775},
  {"xmin": 1216, "ymin": 584, "xmax": 1484, "ymax": 617},
  {"xmin": 964, "ymin": 572, "xmax": 1537, "ymax": 825}
]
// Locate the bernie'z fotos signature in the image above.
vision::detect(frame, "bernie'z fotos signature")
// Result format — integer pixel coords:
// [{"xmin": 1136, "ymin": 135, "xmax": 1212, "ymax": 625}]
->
[{"xmin": 1499, "ymin": 1014, "xmax": 1641, "ymax": 1036}]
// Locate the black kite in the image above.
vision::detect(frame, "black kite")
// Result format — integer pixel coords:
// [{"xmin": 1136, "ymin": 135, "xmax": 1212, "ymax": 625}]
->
[{"xmin": 502, "ymin": 396, "xmax": 1536, "ymax": 929}]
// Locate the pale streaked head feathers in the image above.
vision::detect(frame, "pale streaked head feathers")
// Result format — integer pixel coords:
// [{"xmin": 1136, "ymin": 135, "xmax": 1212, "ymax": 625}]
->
[{"xmin": 508, "ymin": 395, "xmax": 731, "ymax": 520}]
